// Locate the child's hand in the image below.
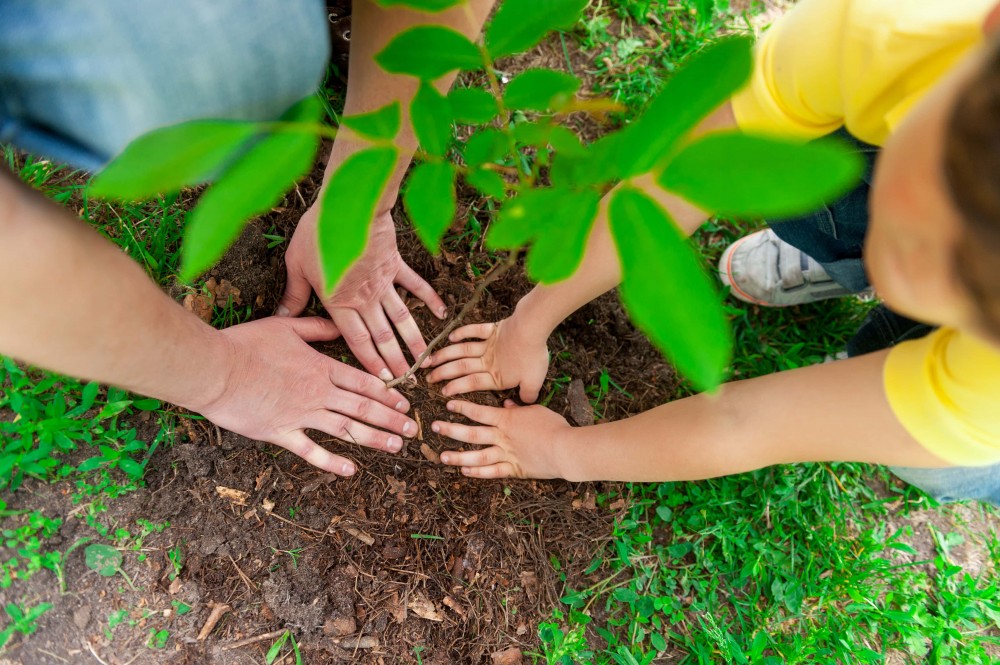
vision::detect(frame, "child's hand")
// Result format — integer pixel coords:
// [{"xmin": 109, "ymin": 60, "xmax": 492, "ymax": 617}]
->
[
  {"xmin": 426, "ymin": 318, "xmax": 549, "ymax": 402},
  {"xmin": 432, "ymin": 399, "xmax": 574, "ymax": 479}
]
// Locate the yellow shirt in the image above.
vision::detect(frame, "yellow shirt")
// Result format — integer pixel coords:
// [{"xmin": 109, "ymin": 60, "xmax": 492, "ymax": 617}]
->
[{"xmin": 731, "ymin": 0, "xmax": 1000, "ymax": 465}]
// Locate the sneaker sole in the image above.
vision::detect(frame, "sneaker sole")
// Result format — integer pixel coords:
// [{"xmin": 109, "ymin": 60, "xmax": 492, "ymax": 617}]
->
[{"xmin": 718, "ymin": 233, "xmax": 781, "ymax": 307}]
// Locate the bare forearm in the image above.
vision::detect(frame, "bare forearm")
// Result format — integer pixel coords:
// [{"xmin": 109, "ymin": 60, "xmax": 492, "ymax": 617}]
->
[
  {"xmin": 0, "ymin": 175, "xmax": 228, "ymax": 409},
  {"xmin": 559, "ymin": 351, "xmax": 948, "ymax": 482},
  {"xmin": 515, "ymin": 103, "xmax": 738, "ymax": 339},
  {"xmin": 327, "ymin": 0, "xmax": 495, "ymax": 209}
]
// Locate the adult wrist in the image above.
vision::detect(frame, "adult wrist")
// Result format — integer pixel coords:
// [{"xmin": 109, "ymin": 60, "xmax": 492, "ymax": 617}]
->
[{"xmin": 173, "ymin": 324, "xmax": 238, "ymax": 415}]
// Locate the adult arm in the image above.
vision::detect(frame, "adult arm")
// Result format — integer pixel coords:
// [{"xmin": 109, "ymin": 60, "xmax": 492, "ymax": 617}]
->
[
  {"xmin": 0, "ymin": 169, "xmax": 415, "ymax": 475},
  {"xmin": 279, "ymin": 0, "xmax": 495, "ymax": 380},
  {"xmin": 432, "ymin": 348, "xmax": 952, "ymax": 481}
]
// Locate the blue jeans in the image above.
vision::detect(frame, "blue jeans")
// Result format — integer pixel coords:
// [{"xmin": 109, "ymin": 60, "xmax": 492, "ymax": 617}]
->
[
  {"xmin": 0, "ymin": 0, "xmax": 330, "ymax": 171},
  {"xmin": 769, "ymin": 130, "xmax": 1000, "ymax": 505}
]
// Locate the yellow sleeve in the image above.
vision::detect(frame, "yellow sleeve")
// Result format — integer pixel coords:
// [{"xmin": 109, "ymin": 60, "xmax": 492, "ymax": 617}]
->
[
  {"xmin": 731, "ymin": 0, "xmax": 990, "ymax": 146},
  {"xmin": 884, "ymin": 329, "xmax": 1000, "ymax": 466}
]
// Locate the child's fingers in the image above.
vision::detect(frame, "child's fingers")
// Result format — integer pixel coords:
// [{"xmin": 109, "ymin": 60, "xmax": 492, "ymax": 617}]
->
[
  {"xmin": 448, "ymin": 322, "xmax": 496, "ymax": 343},
  {"xmin": 430, "ymin": 419, "xmax": 496, "ymax": 446},
  {"xmin": 428, "ymin": 341, "xmax": 487, "ymax": 366},
  {"xmin": 446, "ymin": 399, "xmax": 503, "ymax": 425},
  {"xmin": 441, "ymin": 373, "xmax": 498, "ymax": 397},
  {"xmin": 439, "ymin": 445, "xmax": 506, "ymax": 467},
  {"xmin": 461, "ymin": 462, "xmax": 515, "ymax": 479},
  {"xmin": 426, "ymin": 357, "xmax": 487, "ymax": 383}
]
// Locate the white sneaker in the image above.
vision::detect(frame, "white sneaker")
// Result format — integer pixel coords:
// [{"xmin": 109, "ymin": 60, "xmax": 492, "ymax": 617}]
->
[{"xmin": 718, "ymin": 229, "xmax": 854, "ymax": 307}]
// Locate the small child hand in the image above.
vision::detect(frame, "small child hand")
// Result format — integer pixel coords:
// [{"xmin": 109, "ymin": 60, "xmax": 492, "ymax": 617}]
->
[
  {"xmin": 426, "ymin": 318, "xmax": 549, "ymax": 402},
  {"xmin": 432, "ymin": 399, "xmax": 573, "ymax": 479}
]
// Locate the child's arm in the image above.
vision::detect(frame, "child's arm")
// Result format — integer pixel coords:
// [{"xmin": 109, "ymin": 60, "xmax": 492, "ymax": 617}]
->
[
  {"xmin": 431, "ymin": 349, "xmax": 951, "ymax": 481},
  {"xmin": 427, "ymin": 104, "xmax": 736, "ymax": 398}
]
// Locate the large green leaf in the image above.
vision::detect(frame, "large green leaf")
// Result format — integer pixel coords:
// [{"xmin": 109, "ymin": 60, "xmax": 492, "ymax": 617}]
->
[
  {"xmin": 616, "ymin": 36, "xmax": 754, "ymax": 177},
  {"xmin": 659, "ymin": 133, "xmax": 863, "ymax": 218},
  {"xmin": 462, "ymin": 128, "xmax": 509, "ymax": 166},
  {"xmin": 404, "ymin": 161, "xmax": 457, "ymax": 253},
  {"xmin": 89, "ymin": 121, "xmax": 256, "ymax": 200},
  {"xmin": 411, "ymin": 81, "xmax": 453, "ymax": 157},
  {"xmin": 608, "ymin": 187, "xmax": 731, "ymax": 391},
  {"xmin": 374, "ymin": 0, "xmax": 465, "ymax": 11},
  {"xmin": 448, "ymin": 87, "xmax": 499, "ymax": 124},
  {"xmin": 465, "ymin": 168, "xmax": 508, "ymax": 199},
  {"xmin": 180, "ymin": 98, "xmax": 323, "ymax": 281},
  {"xmin": 85, "ymin": 544, "xmax": 123, "ymax": 577},
  {"xmin": 375, "ymin": 26, "xmax": 482, "ymax": 79},
  {"xmin": 504, "ymin": 69, "xmax": 580, "ymax": 111},
  {"xmin": 487, "ymin": 187, "xmax": 600, "ymax": 283},
  {"xmin": 318, "ymin": 147, "xmax": 399, "ymax": 294},
  {"xmin": 341, "ymin": 102, "xmax": 402, "ymax": 141},
  {"xmin": 485, "ymin": 0, "xmax": 588, "ymax": 59}
]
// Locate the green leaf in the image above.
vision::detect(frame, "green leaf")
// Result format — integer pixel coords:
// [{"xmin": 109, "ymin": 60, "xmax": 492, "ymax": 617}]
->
[
  {"xmin": 85, "ymin": 544, "xmax": 123, "ymax": 577},
  {"xmin": 375, "ymin": 26, "xmax": 481, "ymax": 79},
  {"xmin": 318, "ymin": 147, "xmax": 399, "ymax": 294},
  {"xmin": 463, "ymin": 128, "xmax": 509, "ymax": 167},
  {"xmin": 341, "ymin": 102, "xmax": 401, "ymax": 141},
  {"xmin": 404, "ymin": 162, "xmax": 457, "ymax": 253},
  {"xmin": 487, "ymin": 187, "xmax": 600, "ymax": 283},
  {"xmin": 131, "ymin": 398, "xmax": 161, "ymax": 411},
  {"xmin": 266, "ymin": 631, "xmax": 289, "ymax": 664},
  {"xmin": 117, "ymin": 458, "xmax": 145, "ymax": 480},
  {"xmin": 485, "ymin": 0, "xmax": 588, "ymax": 59},
  {"xmin": 504, "ymin": 69, "xmax": 580, "ymax": 111},
  {"xmin": 374, "ymin": 0, "xmax": 465, "ymax": 11},
  {"xmin": 448, "ymin": 87, "xmax": 499, "ymax": 124},
  {"xmin": 411, "ymin": 81, "xmax": 453, "ymax": 157},
  {"xmin": 658, "ymin": 133, "xmax": 864, "ymax": 217},
  {"xmin": 465, "ymin": 168, "xmax": 507, "ymax": 199},
  {"xmin": 617, "ymin": 36, "xmax": 754, "ymax": 177},
  {"xmin": 608, "ymin": 187, "xmax": 731, "ymax": 391},
  {"xmin": 89, "ymin": 121, "xmax": 256, "ymax": 200},
  {"xmin": 180, "ymin": 97, "xmax": 323, "ymax": 281}
]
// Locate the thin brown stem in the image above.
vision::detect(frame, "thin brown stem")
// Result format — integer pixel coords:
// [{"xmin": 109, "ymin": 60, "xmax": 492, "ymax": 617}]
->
[{"xmin": 386, "ymin": 251, "xmax": 519, "ymax": 388}]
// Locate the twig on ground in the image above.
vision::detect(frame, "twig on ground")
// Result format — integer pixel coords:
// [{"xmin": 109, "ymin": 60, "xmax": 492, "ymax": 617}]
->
[
  {"xmin": 387, "ymin": 251, "xmax": 519, "ymax": 388},
  {"xmin": 84, "ymin": 641, "xmax": 110, "ymax": 665},
  {"xmin": 217, "ymin": 629, "xmax": 288, "ymax": 652},
  {"xmin": 197, "ymin": 602, "xmax": 232, "ymax": 641}
]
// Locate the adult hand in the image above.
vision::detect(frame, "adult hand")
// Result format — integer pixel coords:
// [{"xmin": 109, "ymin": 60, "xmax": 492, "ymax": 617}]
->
[
  {"xmin": 432, "ymin": 399, "xmax": 573, "ymax": 479},
  {"xmin": 278, "ymin": 206, "xmax": 447, "ymax": 380},
  {"xmin": 426, "ymin": 318, "xmax": 549, "ymax": 402},
  {"xmin": 196, "ymin": 316, "xmax": 417, "ymax": 476}
]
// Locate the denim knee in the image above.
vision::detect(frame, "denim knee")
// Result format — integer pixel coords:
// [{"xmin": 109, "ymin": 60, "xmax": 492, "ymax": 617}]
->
[
  {"xmin": 889, "ymin": 464, "xmax": 1000, "ymax": 506},
  {"xmin": 0, "ymin": 0, "xmax": 329, "ymax": 170}
]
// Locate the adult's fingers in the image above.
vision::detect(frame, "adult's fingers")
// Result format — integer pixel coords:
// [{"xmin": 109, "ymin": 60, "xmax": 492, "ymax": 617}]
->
[
  {"xmin": 328, "ymin": 387, "xmax": 416, "ymax": 438},
  {"xmin": 361, "ymin": 305, "xmax": 410, "ymax": 378},
  {"xmin": 430, "ymin": 419, "xmax": 497, "ymax": 446},
  {"xmin": 278, "ymin": 430, "xmax": 356, "ymax": 476},
  {"xmin": 309, "ymin": 411, "xmax": 404, "ymax": 454},
  {"xmin": 426, "ymin": 357, "xmax": 487, "ymax": 383},
  {"xmin": 276, "ymin": 266, "xmax": 313, "ymax": 318},
  {"xmin": 381, "ymin": 290, "xmax": 429, "ymax": 368},
  {"xmin": 331, "ymin": 309, "xmax": 392, "ymax": 380},
  {"xmin": 448, "ymin": 322, "xmax": 496, "ymax": 343},
  {"xmin": 445, "ymin": 399, "xmax": 504, "ymax": 426},
  {"xmin": 284, "ymin": 316, "xmax": 341, "ymax": 343},
  {"xmin": 439, "ymin": 445, "xmax": 506, "ymax": 468},
  {"xmin": 396, "ymin": 262, "xmax": 447, "ymax": 319},
  {"xmin": 519, "ymin": 377, "xmax": 543, "ymax": 404},
  {"xmin": 441, "ymin": 372, "xmax": 499, "ymax": 397},
  {"xmin": 427, "ymin": 341, "xmax": 487, "ymax": 367},
  {"xmin": 329, "ymin": 362, "xmax": 410, "ymax": 413}
]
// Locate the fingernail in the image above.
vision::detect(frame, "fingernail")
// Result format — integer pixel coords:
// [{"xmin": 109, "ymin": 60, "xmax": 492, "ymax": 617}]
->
[
  {"xmin": 403, "ymin": 422, "xmax": 416, "ymax": 437},
  {"xmin": 387, "ymin": 436, "xmax": 402, "ymax": 452},
  {"xmin": 379, "ymin": 368, "xmax": 393, "ymax": 381},
  {"xmin": 421, "ymin": 357, "xmax": 432, "ymax": 368},
  {"xmin": 441, "ymin": 454, "xmax": 450, "ymax": 464},
  {"xmin": 341, "ymin": 462, "xmax": 355, "ymax": 475},
  {"xmin": 446, "ymin": 401, "xmax": 455, "ymax": 411},
  {"xmin": 432, "ymin": 423, "xmax": 441, "ymax": 433},
  {"xmin": 408, "ymin": 375, "xmax": 418, "ymax": 385},
  {"xmin": 275, "ymin": 305, "xmax": 290, "ymax": 317},
  {"xmin": 395, "ymin": 400, "xmax": 407, "ymax": 412},
  {"xmin": 438, "ymin": 306, "xmax": 447, "ymax": 318}
]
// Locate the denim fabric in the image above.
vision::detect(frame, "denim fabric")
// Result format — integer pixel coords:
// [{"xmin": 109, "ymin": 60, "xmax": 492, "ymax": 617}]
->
[
  {"xmin": 766, "ymin": 130, "xmax": 1000, "ymax": 506},
  {"xmin": 0, "ymin": 0, "xmax": 330, "ymax": 171}
]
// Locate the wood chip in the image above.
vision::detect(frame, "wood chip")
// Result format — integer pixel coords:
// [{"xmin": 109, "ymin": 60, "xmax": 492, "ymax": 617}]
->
[
  {"xmin": 419, "ymin": 443, "xmax": 440, "ymax": 463},
  {"xmin": 197, "ymin": 602, "xmax": 231, "ymax": 641},
  {"xmin": 407, "ymin": 593, "xmax": 444, "ymax": 622},
  {"xmin": 215, "ymin": 486, "xmax": 248, "ymax": 506},
  {"xmin": 567, "ymin": 379, "xmax": 594, "ymax": 426},
  {"xmin": 337, "ymin": 636, "xmax": 379, "ymax": 650},
  {"xmin": 491, "ymin": 647, "xmax": 523, "ymax": 665},
  {"xmin": 415, "ymin": 409, "xmax": 424, "ymax": 440},
  {"xmin": 442, "ymin": 595, "xmax": 466, "ymax": 619},
  {"xmin": 344, "ymin": 526, "xmax": 375, "ymax": 546}
]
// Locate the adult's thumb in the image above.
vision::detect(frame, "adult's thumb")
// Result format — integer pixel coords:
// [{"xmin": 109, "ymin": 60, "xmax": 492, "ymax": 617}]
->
[
  {"xmin": 277, "ymin": 269, "xmax": 312, "ymax": 317},
  {"xmin": 520, "ymin": 381, "xmax": 541, "ymax": 404}
]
